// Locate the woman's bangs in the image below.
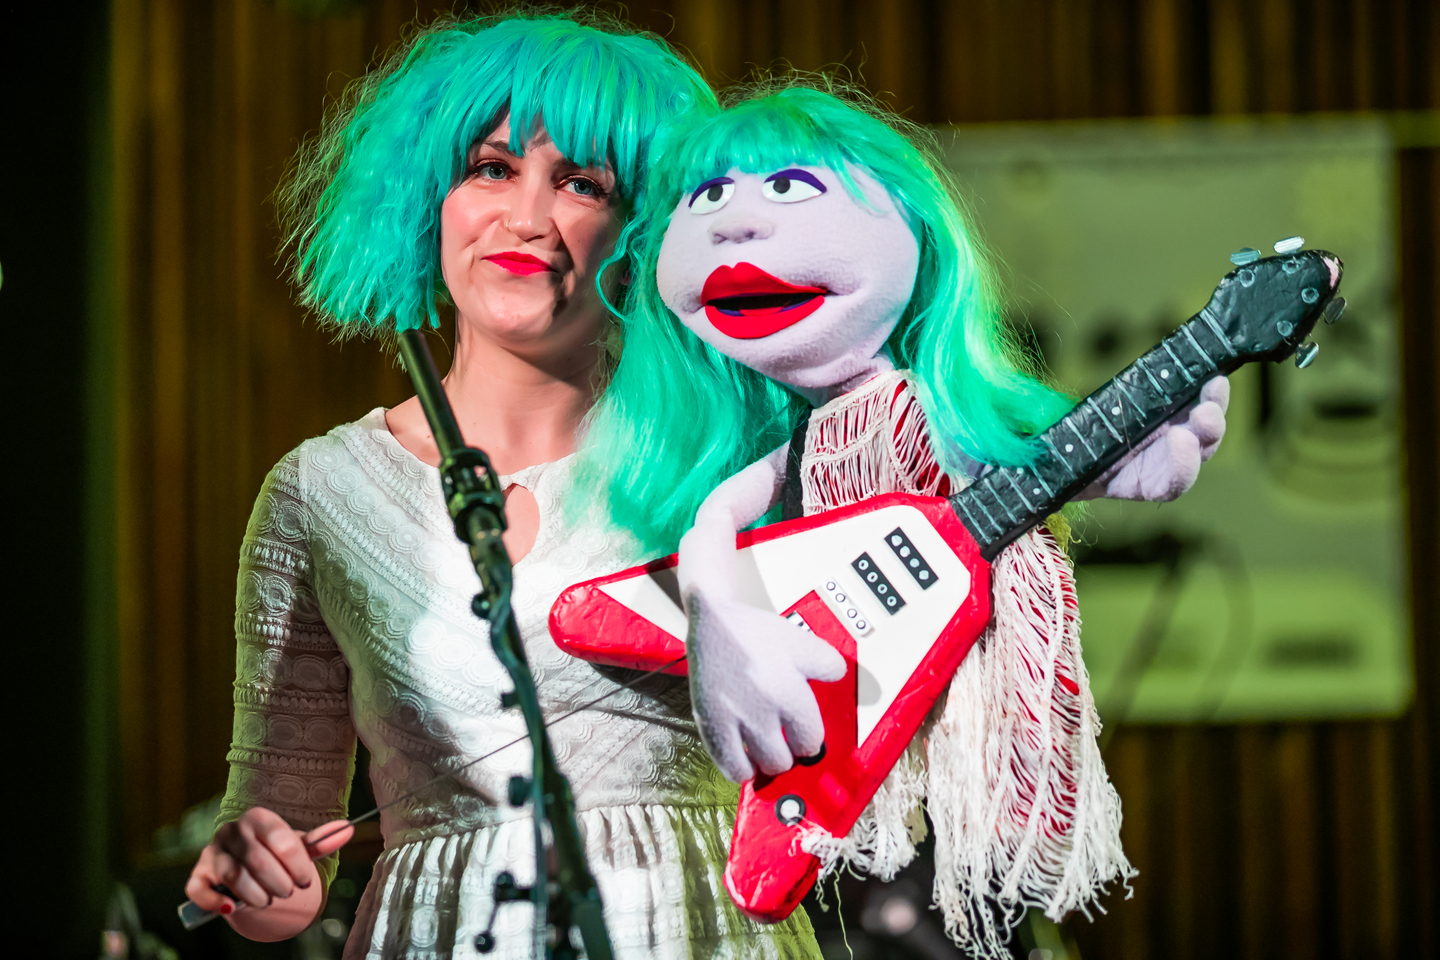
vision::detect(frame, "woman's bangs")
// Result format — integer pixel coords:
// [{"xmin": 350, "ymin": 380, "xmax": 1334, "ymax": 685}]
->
[{"xmin": 504, "ymin": 33, "xmax": 650, "ymax": 197}]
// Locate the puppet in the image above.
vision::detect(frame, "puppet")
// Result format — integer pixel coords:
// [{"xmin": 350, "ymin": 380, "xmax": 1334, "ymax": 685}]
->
[{"xmin": 578, "ymin": 84, "xmax": 1230, "ymax": 955}]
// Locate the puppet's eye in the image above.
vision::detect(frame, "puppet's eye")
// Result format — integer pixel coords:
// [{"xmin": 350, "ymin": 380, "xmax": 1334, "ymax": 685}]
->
[
  {"xmin": 688, "ymin": 177, "xmax": 735, "ymax": 214},
  {"xmin": 762, "ymin": 169, "xmax": 826, "ymax": 203}
]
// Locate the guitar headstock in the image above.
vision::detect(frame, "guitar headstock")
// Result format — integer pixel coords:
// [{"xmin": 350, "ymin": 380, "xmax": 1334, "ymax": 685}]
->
[
  {"xmin": 1204, "ymin": 248, "xmax": 1344, "ymax": 368},
  {"xmin": 952, "ymin": 243, "xmax": 1346, "ymax": 560}
]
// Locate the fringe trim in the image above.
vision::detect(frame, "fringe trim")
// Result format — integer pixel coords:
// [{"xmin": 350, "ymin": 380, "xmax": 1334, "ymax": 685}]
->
[
  {"xmin": 929, "ymin": 529, "xmax": 1133, "ymax": 958},
  {"xmin": 797, "ymin": 530, "xmax": 1132, "ymax": 960},
  {"xmin": 802, "ymin": 371, "xmax": 949, "ymax": 513}
]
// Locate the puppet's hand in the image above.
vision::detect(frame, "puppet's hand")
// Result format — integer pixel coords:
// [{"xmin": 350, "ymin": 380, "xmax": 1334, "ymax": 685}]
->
[
  {"xmin": 1079, "ymin": 376, "xmax": 1229, "ymax": 502},
  {"xmin": 685, "ymin": 587, "xmax": 847, "ymax": 783}
]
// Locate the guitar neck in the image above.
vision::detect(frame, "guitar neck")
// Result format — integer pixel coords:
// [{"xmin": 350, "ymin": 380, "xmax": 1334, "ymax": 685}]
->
[{"xmin": 952, "ymin": 304, "xmax": 1242, "ymax": 561}]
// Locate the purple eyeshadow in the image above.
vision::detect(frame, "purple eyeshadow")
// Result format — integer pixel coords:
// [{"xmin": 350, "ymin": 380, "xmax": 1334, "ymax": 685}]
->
[
  {"xmin": 764, "ymin": 169, "xmax": 827, "ymax": 194},
  {"xmin": 689, "ymin": 176, "xmax": 734, "ymax": 206}
]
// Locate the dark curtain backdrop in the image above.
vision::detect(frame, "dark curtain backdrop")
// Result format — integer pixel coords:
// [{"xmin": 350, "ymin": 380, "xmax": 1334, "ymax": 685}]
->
[{"xmin": 96, "ymin": 1, "xmax": 1437, "ymax": 958}]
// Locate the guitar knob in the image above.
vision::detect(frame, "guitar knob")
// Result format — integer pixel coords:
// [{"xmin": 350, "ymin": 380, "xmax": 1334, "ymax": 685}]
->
[
  {"xmin": 1323, "ymin": 296, "xmax": 1347, "ymax": 324},
  {"xmin": 795, "ymin": 742, "xmax": 827, "ymax": 766},
  {"xmin": 775, "ymin": 794, "xmax": 807, "ymax": 825},
  {"xmin": 1274, "ymin": 236, "xmax": 1305, "ymax": 254},
  {"xmin": 1229, "ymin": 247, "xmax": 1260, "ymax": 265},
  {"xmin": 1295, "ymin": 341, "xmax": 1320, "ymax": 368}
]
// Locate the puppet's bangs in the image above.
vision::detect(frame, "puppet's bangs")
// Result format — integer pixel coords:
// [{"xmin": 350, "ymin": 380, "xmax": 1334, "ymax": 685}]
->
[{"xmin": 658, "ymin": 92, "xmax": 857, "ymax": 199}]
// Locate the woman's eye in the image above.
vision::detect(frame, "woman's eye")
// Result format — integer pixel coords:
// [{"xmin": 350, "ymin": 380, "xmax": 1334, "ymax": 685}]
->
[
  {"xmin": 475, "ymin": 162, "xmax": 508, "ymax": 181},
  {"xmin": 688, "ymin": 178, "xmax": 735, "ymax": 214},
  {"xmin": 762, "ymin": 169, "xmax": 826, "ymax": 203},
  {"xmin": 566, "ymin": 178, "xmax": 602, "ymax": 197}
]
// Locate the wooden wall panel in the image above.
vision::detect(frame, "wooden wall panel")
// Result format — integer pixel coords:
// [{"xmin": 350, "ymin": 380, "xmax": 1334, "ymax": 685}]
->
[
  {"xmin": 107, "ymin": 0, "xmax": 1436, "ymax": 956},
  {"xmin": 110, "ymin": 0, "xmax": 449, "ymax": 857}
]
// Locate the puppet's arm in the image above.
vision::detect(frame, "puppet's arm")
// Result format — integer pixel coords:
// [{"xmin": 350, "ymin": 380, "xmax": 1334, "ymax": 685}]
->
[
  {"xmin": 678, "ymin": 443, "xmax": 848, "ymax": 783},
  {"xmin": 1076, "ymin": 375, "xmax": 1229, "ymax": 502}
]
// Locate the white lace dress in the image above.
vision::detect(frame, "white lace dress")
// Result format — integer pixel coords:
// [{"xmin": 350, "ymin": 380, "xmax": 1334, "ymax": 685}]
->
[{"xmin": 219, "ymin": 408, "xmax": 821, "ymax": 960}]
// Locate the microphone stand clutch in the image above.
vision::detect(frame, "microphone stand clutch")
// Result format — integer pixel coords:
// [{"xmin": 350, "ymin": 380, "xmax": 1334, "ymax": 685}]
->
[{"xmin": 397, "ymin": 328, "xmax": 612, "ymax": 960}]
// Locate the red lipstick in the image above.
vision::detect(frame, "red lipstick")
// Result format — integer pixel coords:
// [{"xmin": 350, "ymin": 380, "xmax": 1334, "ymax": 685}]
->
[
  {"xmin": 700, "ymin": 262, "xmax": 827, "ymax": 339},
  {"xmin": 485, "ymin": 252, "xmax": 554, "ymax": 276}
]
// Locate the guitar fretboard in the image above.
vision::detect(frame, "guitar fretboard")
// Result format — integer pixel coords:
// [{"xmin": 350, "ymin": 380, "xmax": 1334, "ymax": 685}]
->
[{"xmin": 951, "ymin": 304, "xmax": 1240, "ymax": 561}]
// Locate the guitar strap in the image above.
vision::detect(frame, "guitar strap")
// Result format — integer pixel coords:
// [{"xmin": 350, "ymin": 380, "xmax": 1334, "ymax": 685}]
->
[{"xmin": 781, "ymin": 410, "xmax": 810, "ymax": 522}]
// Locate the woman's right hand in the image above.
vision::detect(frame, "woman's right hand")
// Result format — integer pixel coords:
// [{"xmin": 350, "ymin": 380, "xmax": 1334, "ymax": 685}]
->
[{"xmin": 185, "ymin": 807, "xmax": 353, "ymax": 941}]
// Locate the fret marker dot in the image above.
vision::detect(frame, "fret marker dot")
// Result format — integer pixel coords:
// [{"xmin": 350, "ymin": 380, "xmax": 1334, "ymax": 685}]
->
[
  {"xmin": 1111, "ymin": 406, "xmax": 1122, "ymax": 416},
  {"xmin": 1161, "ymin": 369, "xmax": 1170, "ymax": 378},
  {"xmin": 1065, "ymin": 444, "xmax": 1074, "ymax": 453},
  {"xmin": 1032, "ymin": 487, "xmax": 1041, "ymax": 495}
]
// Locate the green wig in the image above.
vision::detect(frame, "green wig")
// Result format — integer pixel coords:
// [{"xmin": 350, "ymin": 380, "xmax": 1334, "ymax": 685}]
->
[
  {"xmin": 276, "ymin": 10, "xmax": 714, "ymax": 334},
  {"xmin": 576, "ymin": 83, "xmax": 1072, "ymax": 552}
]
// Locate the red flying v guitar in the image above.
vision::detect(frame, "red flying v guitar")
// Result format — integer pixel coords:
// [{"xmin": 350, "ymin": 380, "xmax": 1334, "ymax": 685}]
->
[{"xmin": 549, "ymin": 249, "xmax": 1344, "ymax": 923}]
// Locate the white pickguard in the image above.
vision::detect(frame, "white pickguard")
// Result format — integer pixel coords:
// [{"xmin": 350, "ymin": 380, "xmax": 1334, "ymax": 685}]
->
[{"xmin": 598, "ymin": 505, "xmax": 972, "ymax": 747}]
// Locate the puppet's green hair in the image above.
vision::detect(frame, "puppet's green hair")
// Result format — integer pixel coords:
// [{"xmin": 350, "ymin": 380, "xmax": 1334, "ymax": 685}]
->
[
  {"xmin": 276, "ymin": 9, "xmax": 713, "ymax": 334},
  {"xmin": 576, "ymin": 82, "xmax": 1072, "ymax": 552}
]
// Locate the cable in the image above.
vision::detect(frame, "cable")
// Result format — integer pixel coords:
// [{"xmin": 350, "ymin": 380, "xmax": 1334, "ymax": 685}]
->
[{"xmin": 308, "ymin": 653, "xmax": 690, "ymax": 848}]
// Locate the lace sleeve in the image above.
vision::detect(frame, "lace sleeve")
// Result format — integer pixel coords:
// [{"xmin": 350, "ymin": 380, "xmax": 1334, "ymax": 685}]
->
[{"xmin": 219, "ymin": 448, "xmax": 356, "ymax": 887}]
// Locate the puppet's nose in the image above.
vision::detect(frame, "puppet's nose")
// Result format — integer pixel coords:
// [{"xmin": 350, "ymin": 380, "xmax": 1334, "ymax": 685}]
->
[{"xmin": 710, "ymin": 215, "xmax": 774, "ymax": 245}]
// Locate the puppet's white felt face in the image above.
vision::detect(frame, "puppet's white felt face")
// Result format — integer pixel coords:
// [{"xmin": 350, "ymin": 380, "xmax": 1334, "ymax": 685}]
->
[{"xmin": 655, "ymin": 164, "xmax": 920, "ymax": 391}]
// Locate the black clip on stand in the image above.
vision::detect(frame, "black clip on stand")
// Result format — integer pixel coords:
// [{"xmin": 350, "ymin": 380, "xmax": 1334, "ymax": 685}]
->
[{"xmin": 397, "ymin": 329, "xmax": 612, "ymax": 960}]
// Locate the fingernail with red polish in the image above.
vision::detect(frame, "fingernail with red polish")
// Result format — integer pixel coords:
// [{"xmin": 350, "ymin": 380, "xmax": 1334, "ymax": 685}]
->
[
  {"xmin": 220, "ymin": 902, "xmax": 234, "ymax": 915},
  {"xmin": 298, "ymin": 880, "xmax": 312, "ymax": 889}
]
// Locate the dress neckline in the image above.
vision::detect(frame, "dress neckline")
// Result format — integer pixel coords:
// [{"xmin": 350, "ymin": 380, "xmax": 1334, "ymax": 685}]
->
[
  {"xmin": 358, "ymin": 406, "xmax": 573, "ymax": 489},
  {"xmin": 352, "ymin": 407, "xmax": 573, "ymax": 568}
]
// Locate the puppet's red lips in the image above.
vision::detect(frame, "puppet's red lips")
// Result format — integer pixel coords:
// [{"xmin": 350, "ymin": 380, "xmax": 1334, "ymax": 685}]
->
[{"xmin": 701, "ymin": 263, "xmax": 828, "ymax": 339}]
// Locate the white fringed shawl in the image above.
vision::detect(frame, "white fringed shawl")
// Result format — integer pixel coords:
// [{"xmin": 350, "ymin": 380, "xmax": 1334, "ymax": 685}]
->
[{"xmin": 795, "ymin": 371, "xmax": 1133, "ymax": 958}]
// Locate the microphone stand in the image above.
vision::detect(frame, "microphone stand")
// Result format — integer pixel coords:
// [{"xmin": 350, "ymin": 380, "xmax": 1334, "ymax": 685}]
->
[{"xmin": 397, "ymin": 328, "xmax": 612, "ymax": 960}]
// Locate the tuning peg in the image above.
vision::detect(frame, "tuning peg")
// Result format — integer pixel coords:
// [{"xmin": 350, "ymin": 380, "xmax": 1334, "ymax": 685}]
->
[
  {"xmin": 1323, "ymin": 296, "xmax": 1347, "ymax": 324},
  {"xmin": 1230, "ymin": 247, "xmax": 1261, "ymax": 265},
  {"xmin": 1274, "ymin": 236, "xmax": 1305, "ymax": 254},
  {"xmin": 1294, "ymin": 341, "xmax": 1319, "ymax": 368}
]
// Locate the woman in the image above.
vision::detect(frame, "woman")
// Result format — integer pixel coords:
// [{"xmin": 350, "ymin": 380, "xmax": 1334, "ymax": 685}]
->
[{"xmin": 185, "ymin": 13, "xmax": 820, "ymax": 959}]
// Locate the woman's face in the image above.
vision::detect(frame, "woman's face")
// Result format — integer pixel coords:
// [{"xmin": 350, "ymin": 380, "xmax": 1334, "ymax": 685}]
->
[{"xmin": 440, "ymin": 117, "xmax": 621, "ymax": 365}]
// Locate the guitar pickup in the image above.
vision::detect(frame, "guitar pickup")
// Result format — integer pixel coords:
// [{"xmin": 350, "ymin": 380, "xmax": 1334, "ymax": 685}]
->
[
  {"xmin": 852, "ymin": 553, "xmax": 906, "ymax": 615},
  {"xmin": 885, "ymin": 527, "xmax": 937, "ymax": 590}
]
